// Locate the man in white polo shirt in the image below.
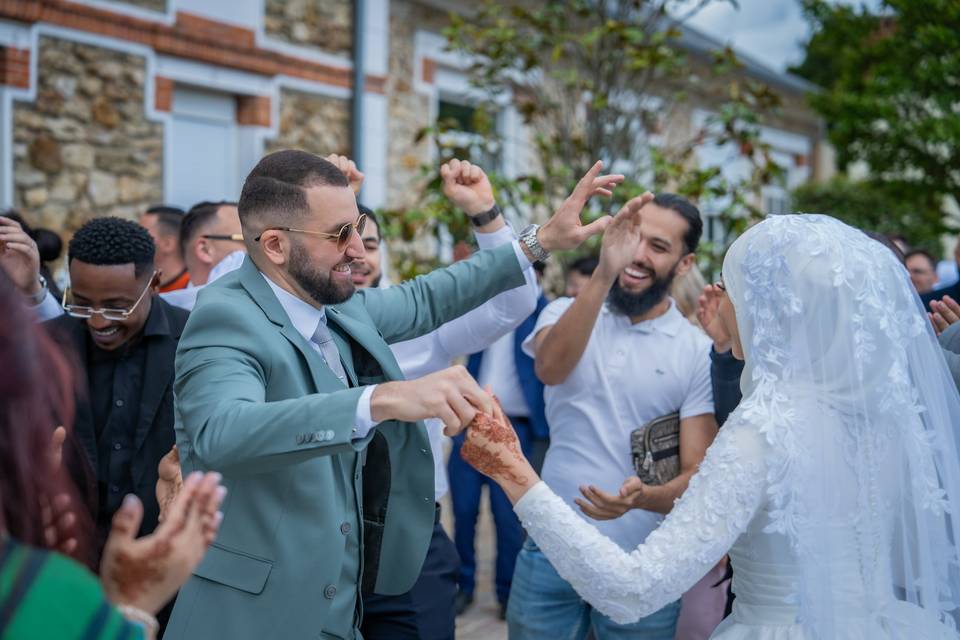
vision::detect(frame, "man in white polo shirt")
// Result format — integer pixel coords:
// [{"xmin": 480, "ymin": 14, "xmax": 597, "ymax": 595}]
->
[{"xmin": 510, "ymin": 193, "xmax": 717, "ymax": 640}]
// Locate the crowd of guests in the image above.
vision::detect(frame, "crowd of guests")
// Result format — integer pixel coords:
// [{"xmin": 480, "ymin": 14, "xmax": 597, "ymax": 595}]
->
[{"xmin": 2, "ymin": 148, "xmax": 960, "ymax": 640}]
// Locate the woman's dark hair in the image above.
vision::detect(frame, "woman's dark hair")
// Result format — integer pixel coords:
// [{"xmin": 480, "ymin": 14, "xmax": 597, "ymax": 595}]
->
[{"xmin": 0, "ymin": 269, "xmax": 90, "ymax": 557}]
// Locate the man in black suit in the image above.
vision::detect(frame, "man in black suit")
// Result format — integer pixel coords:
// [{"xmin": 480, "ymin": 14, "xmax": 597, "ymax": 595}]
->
[{"xmin": 46, "ymin": 217, "xmax": 188, "ymax": 562}]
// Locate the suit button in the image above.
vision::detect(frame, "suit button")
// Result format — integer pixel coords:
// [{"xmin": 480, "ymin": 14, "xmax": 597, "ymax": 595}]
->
[
  {"xmin": 113, "ymin": 442, "xmax": 122, "ymax": 451},
  {"xmin": 115, "ymin": 399, "xmax": 124, "ymax": 407},
  {"xmin": 340, "ymin": 522, "xmax": 352, "ymax": 535},
  {"xmin": 325, "ymin": 430, "xmax": 335, "ymax": 441},
  {"xmin": 420, "ymin": 448, "xmax": 428, "ymax": 455},
  {"xmin": 423, "ymin": 497, "xmax": 431, "ymax": 502},
  {"xmin": 323, "ymin": 585, "xmax": 337, "ymax": 599}
]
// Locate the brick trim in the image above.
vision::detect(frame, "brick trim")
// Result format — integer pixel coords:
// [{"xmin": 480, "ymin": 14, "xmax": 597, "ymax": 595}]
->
[
  {"xmin": 154, "ymin": 76, "xmax": 173, "ymax": 112},
  {"xmin": 0, "ymin": 0, "xmax": 386, "ymax": 94},
  {"xmin": 0, "ymin": 46, "xmax": 30, "ymax": 88},
  {"xmin": 421, "ymin": 57, "xmax": 436, "ymax": 85},
  {"xmin": 236, "ymin": 94, "xmax": 271, "ymax": 126}
]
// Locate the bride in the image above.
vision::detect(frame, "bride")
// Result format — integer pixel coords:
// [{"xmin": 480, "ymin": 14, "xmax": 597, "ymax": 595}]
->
[{"xmin": 462, "ymin": 211, "xmax": 960, "ymax": 638}]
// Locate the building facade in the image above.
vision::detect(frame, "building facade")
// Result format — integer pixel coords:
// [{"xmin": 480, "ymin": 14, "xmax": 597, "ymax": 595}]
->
[{"xmin": 0, "ymin": 0, "xmax": 831, "ymax": 239}]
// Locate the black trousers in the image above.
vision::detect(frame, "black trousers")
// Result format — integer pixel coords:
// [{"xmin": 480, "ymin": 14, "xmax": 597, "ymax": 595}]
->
[{"xmin": 360, "ymin": 507, "xmax": 460, "ymax": 640}]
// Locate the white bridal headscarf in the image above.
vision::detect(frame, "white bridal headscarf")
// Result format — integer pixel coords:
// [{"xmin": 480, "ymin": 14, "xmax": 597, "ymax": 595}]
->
[{"xmin": 723, "ymin": 214, "xmax": 960, "ymax": 637}]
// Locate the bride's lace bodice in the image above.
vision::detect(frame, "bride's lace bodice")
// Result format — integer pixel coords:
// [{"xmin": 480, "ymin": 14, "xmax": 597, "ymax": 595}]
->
[{"xmin": 515, "ymin": 413, "xmax": 768, "ymax": 625}]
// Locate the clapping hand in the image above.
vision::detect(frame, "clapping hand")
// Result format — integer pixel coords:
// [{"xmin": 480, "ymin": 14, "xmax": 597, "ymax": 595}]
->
[
  {"xmin": 536, "ymin": 161, "xmax": 626, "ymax": 254},
  {"xmin": 101, "ymin": 471, "xmax": 225, "ymax": 615},
  {"xmin": 929, "ymin": 295, "xmax": 960, "ymax": 336},
  {"xmin": 576, "ymin": 476, "xmax": 648, "ymax": 521},
  {"xmin": 156, "ymin": 445, "xmax": 182, "ymax": 523},
  {"xmin": 440, "ymin": 159, "xmax": 496, "ymax": 217},
  {"xmin": 594, "ymin": 192, "xmax": 653, "ymax": 281},
  {"xmin": 326, "ymin": 154, "xmax": 365, "ymax": 194},
  {"xmin": 0, "ymin": 216, "xmax": 42, "ymax": 297},
  {"xmin": 42, "ymin": 426, "xmax": 78, "ymax": 555},
  {"xmin": 698, "ymin": 284, "xmax": 732, "ymax": 352}
]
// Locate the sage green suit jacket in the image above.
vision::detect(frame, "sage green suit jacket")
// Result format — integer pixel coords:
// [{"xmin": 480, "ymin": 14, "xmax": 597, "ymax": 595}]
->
[{"xmin": 165, "ymin": 243, "xmax": 525, "ymax": 639}]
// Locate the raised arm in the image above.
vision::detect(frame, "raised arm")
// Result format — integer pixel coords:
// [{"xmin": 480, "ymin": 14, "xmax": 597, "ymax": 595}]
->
[
  {"xmin": 533, "ymin": 193, "xmax": 652, "ymax": 384},
  {"xmin": 461, "ymin": 406, "xmax": 767, "ymax": 625}
]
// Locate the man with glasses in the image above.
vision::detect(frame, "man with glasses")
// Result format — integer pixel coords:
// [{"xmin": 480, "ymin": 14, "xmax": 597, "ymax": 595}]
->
[
  {"xmin": 44, "ymin": 216, "xmax": 188, "ymax": 630},
  {"xmin": 167, "ymin": 150, "xmax": 621, "ymax": 640},
  {"xmin": 161, "ymin": 200, "xmax": 246, "ymax": 311}
]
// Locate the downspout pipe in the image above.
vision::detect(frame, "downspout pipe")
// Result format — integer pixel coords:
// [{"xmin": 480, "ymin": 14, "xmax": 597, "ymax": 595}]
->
[{"xmin": 351, "ymin": 0, "xmax": 366, "ymax": 200}]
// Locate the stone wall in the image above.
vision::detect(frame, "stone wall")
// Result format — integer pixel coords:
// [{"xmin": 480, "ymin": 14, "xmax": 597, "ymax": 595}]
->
[
  {"xmin": 264, "ymin": 0, "xmax": 352, "ymax": 56},
  {"xmin": 100, "ymin": 0, "xmax": 167, "ymax": 13},
  {"xmin": 385, "ymin": 0, "xmax": 448, "ymax": 210},
  {"xmin": 265, "ymin": 88, "xmax": 351, "ymax": 158},
  {"xmin": 13, "ymin": 37, "xmax": 163, "ymax": 234}
]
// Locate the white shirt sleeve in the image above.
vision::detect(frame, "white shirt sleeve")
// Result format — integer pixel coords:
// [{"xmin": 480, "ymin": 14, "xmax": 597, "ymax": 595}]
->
[
  {"xmin": 520, "ymin": 296, "xmax": 576, "ymax": 358},
  {"xmin": 33, "ymin": 290, "xmax": 65, "ymax": 322},
  {"xmin": 351, "ymin": 385, "xmax": 379, "ymax": 440},
  {"xmin": 513, "ymin": 418, "xmax": 767, "ymax": 624},
  {"xmin": 680, "ymin": 340, "xmax": 716, "ymax": 419},
  {"xmin": 391, "ymin": 227, "xmax": 539, "ymax": 373}
]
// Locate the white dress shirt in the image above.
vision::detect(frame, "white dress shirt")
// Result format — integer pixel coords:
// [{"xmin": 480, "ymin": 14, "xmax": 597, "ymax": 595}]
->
[
  {"xmin": 522, "ymin": 297, "xmax": 714, "ymax": 552},
  {"xmin": 391, "ymin": 227, "xmax": 537, "ymax": 500},
  {"xmin": 261, "ymin": 274, "xmax": 378, "ymax": 439},
  {"xmin": 161, "ymin": 250, "xmax": 246, "ymax": 311},
  {"xmin": 477, "ymin": 329, "xmax": 530, "ymax": 418}
]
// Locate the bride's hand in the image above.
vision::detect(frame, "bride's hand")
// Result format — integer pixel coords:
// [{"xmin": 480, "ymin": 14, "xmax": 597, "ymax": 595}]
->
[
  {"xmin": 101, "ymin": 471, "xmax": 225, "ymax": 615},
  {"xmin": 460, "ymin": 394, "xmax": 539, "ymax": 503}
]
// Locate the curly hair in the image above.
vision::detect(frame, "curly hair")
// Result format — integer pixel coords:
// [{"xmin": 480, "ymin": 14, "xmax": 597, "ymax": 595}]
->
[{"xmin": 68, "ymin": 216, "xmax": 156, "ymax": 278}]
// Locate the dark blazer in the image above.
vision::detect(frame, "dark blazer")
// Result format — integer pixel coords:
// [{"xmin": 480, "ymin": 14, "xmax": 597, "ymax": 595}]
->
[
  {"xmin": 45, "ymin": 297, "xmax": 189, "ymax": 542},
  {"xmin": 467, "ymin": 294, "xmax": 550, "ymax": 439}
]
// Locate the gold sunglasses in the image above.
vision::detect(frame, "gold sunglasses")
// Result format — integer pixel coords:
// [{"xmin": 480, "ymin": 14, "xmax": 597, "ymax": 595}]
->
[
  {"xmin": 254, "ymin": 214, "xmax": 367, "ymax": 252},
  {"xmin": 62, "ymin": 271, "xmax": 158, "ymax": 321},
  {"xmin": 202, "ymin": 233, "xmax": 245, "ymax": 242}
]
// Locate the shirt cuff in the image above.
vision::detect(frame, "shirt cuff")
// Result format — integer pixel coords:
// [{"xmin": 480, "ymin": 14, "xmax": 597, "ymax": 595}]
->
[
  {"xmin": 352, "ymin": 385, "xmax": 379, "ymax": 440},
  {"xmin": 510, "ymin": 239, "xmax": 534, "ymax": 270},
  {"xmin": 33, "ymin": 290, "xmax": 65, "ymax": 322},
  {"xmin": 474, "ymin": 222, "xmax": 517, "ymax": 250}
]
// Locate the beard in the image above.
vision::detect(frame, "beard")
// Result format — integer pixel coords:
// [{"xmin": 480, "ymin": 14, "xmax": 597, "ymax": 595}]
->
[
  {"xmin": 288, "ymin": 238, "xmax": 355, "ymax": 306},
  {"xmin": 607, "ymin": 263, "xmax": 677, "ymax": 318}
]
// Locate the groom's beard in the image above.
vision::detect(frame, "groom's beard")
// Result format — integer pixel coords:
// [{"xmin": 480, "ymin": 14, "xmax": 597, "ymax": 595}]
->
[{"xmin": 607, "ymin": 264, "xmax": 677, "ymax": 318}]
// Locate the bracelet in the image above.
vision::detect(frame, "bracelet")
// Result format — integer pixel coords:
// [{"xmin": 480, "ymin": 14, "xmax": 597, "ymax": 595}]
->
[
  {"xmin": 116, "ymin": 604, "xmax": 159, "ymax": 636},
  {"xmin": 469, "ymin": 203, "xmax": 502, "ymax": 228},
  {"xmin": 26, "ymin": 274, "xmax": 47, "ymax": 306}
]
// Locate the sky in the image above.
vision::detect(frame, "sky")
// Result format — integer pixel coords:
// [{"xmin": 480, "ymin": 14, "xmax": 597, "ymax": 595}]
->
[{"xmin": 684, "ymin": 0, "xmax": 883, "ymax": 74}]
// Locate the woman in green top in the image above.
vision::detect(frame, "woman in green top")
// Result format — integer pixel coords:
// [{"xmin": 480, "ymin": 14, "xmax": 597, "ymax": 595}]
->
[{"xmin": 0, "ymin": 266, "xmax": 225, "ymax": 639}]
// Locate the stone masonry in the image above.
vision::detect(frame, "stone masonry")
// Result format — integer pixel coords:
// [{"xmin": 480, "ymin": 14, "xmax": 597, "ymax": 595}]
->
[
  {"xmin": 13, "ymin": 36, "xmax": 163, "ymax": 233},
  {"xmin": 265, "ymin": 88, "xmax": 351, "ymax": 158},
  {"xmin": 264, "ymin": 0, "xmax": 353, "ymax": 57}
]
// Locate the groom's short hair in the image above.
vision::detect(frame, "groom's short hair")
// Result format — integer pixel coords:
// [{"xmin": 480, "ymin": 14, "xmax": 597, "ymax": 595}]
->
[
  {"xmin": 652, "ymin": 193, "xmax": 702, "ymax": 255},
  {"xmin": 238, "ymin": 150, "xmax": 349, "ymax": 231}
]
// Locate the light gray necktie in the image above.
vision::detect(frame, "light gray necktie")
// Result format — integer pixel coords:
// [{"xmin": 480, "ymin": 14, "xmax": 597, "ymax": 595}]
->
[{"xmin": 310, "ymin": 317, "xmax": 348, "ymax": 385}]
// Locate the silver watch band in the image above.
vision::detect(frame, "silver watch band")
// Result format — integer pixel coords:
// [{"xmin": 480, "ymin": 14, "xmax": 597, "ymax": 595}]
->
[{"xmin": 520, "ymin": 224, "xmax": 550, "ymax": 262}]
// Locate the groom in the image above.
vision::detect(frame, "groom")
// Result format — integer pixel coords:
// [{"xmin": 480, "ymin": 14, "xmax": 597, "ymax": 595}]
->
[{"xmin": 166, "ymin": 150, "xmax": 614, "ymax": 639}]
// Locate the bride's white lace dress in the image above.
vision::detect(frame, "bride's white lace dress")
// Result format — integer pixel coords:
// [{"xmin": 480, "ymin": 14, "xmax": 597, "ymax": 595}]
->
[{"xmin": 513, "ymin": 215, "xmax": 960, "ymax": 639}]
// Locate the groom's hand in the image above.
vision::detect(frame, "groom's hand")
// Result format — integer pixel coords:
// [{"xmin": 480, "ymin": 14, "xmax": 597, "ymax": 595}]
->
[
  {"xmin": 370, "ymin": 365, "xmax": 494, "ymax": 436},
  {"xmin": 536, "ymin": 161, "xmax": 625, "ymax": 254}
]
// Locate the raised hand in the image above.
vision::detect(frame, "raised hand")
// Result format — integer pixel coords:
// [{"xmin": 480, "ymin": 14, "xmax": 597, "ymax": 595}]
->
[
  {"xmin": 929, "ymin": 295, "xmax": 960, "ymax": 336},
  {"xmin": 101, "ymin": 471, "xmax": 225, "ymax": 615},
  {"xmin": 0, "ymin": 216, "xmax": 42, "ymax": 297},
  {"xmin": 440, "ymin": 159, "xmax": 496, "ymax": 216},
  {"xmin": 595, "ymin": 192, "xmax": 652, "ymax": 281},
  {"xmin": 460, "ymin": 395, "xmax": 539, "ymax": 503},
  {"xmin": 698, "ymin": 284, "xmax": 732, "ymax": 352},
  {"xmin": 371, "ymin": 365, "xmax": 495, "ymax": 436},
  {"xmin": 156, "ymin": 445, "xmax": 182, "ymax": 523},
  {"xmin": 326, "ymin": 154, "xmax": 365, "ymax": 194},
  {"xmin": 537, "ymin": 161, "xmax": 626, "ymax": 254},
  {"xmin": 42, "ymin": 425, "xmax": 77, "ymax": 555}
]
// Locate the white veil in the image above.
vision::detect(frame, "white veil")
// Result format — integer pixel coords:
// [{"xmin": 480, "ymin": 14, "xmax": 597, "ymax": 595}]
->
[{"xmin": 723, "ymin": 214, "xmax": 960, "ymax": 637}]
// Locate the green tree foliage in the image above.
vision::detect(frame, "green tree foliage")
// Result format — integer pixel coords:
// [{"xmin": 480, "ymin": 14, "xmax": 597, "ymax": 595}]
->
[
  {"xmin": 792, "ymin": 0, "xmax": 960, "ymax": 207},
  {"xmin": 792, "ymin": 178, "xmax": 949, "ymax": 254},
  {"xmin": 385, "ymin": 0, "xmax": 790, "ymax": 278}
]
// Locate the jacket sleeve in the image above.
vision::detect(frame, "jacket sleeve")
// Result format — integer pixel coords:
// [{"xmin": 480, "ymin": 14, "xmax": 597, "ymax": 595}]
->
[
  {"xmin": 710, "ymin": 347, "xmax": 744, "ymax": 427},
  {"xmin": 174, "ymin": 299, "xmax": 372, "ymax": 476},
  {"xmin": 362, "ymin": 242, "xmax": 527, "ymax": 345}
]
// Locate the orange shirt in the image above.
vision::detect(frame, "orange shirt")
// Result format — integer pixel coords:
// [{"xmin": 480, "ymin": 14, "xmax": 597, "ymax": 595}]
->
[{"xmin": 159, "ymin": 269, "xmax": 190, "ymax": 293}]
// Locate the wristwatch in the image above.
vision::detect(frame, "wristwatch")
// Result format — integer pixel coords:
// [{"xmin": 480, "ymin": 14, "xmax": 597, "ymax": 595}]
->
[
  {"xmin": 519, "ymin": 224, "xmax": 550, "ymax": 262},
  {"xmin": 470, "ymin": 203, "xmax": 502, "ymax": 228}
]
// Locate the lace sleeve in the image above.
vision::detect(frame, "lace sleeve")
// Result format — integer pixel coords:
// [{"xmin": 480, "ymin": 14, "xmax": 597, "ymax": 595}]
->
[{"xmin": 514, "ymin": 417, "xmax": 768, "ymax": 624}]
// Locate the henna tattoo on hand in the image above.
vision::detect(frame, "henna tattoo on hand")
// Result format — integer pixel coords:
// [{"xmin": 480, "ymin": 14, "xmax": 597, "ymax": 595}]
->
[
  {"xmin": 461, "ymin": 410, "xmax": 533, "ymax": 487},
  {"xmin": 106, "ymin": 538, "xmax": 171, "ymax": 603}
]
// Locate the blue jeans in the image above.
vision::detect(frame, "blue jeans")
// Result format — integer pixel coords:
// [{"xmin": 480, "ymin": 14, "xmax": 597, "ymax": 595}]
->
[{"xmin": 506, "ymin": 539, "xmax": 681, "ymax": 640}]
